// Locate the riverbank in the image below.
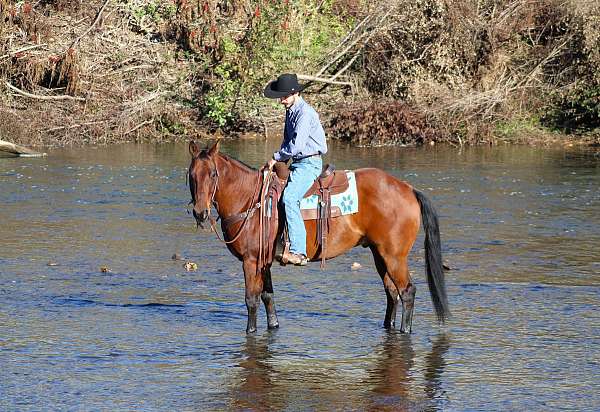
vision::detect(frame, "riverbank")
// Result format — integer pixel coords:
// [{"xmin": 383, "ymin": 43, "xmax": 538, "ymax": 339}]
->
[
  {"xmin": 1, "ymin": 1, "xmax": 598, "ymax": 148},
  {"xmin": 1, "ymin": 121, "xmax": 598, "ymax": 153}
]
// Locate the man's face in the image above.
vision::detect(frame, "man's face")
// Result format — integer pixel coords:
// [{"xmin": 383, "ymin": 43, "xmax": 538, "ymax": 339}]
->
[{"xmin": 279, "ymin": 93, "xmax": 297, "ymax": 109}]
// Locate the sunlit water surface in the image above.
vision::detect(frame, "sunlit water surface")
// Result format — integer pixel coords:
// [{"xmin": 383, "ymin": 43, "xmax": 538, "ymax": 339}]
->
[{"xmin": 1, "ymin": 140, "xmax": 599, "ymax": 411}]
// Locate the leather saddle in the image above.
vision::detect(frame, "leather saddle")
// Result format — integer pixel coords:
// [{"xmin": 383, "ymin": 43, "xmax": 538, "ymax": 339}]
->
[
  {"xmin": 272, "ymin": 163, "xmax": 349, "ymax": 202},
  {"xmin": 303, "ymin": 164, "xmax": 349, "ymax": 198},
  {"xmin": 272, "ymin": 162, "xmax": 350, "ymax": 267}
]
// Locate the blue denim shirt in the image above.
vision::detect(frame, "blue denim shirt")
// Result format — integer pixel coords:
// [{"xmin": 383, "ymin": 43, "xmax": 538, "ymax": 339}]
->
[{"xmin": 273, "ymin": 96, "xmax": 327, "ymax": 162}]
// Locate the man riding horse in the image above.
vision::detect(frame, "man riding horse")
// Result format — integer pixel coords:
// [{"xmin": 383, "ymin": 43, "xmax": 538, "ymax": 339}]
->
[
  {"xmin": 263, "ymin": 73, "xmax": 327, "ymax": 266},
  {"xmin": 186, "ymin": 75, "xmax": 449, "ymax": 333}
]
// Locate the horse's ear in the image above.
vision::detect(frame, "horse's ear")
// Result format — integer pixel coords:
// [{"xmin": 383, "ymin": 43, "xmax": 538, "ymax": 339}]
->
[
  {"xmin": 207, "ymin": 139, "xmax": 221, "ymax": 157},
  {"xmin": 189, "ymin": 140, "xmax": 200, "ymax": 157}
]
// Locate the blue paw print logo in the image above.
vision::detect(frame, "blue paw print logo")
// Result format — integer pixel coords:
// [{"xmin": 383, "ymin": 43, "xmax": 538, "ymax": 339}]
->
[
  {"xmin": 306, "ymin": 196, "xmax": 317, "ymax": 205},
  {"xmin": 340, "ymin": 195, "xmax": 354, "ymax": 213},
  {"xmin": 302, "ymin": 195, "xmax": 318, "ymax": 209}
]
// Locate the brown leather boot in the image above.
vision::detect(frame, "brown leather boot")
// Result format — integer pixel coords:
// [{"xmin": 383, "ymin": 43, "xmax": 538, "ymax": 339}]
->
[{"xmin": 281, "ymin": 251, "xmax": 308, "ymax": 266}]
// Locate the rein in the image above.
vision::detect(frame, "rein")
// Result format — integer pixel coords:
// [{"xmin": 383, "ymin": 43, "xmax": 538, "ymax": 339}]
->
[
  {"xmin": 190, "ymin": 154, "xmax": 278, "ymax": 275},
  {"xmin": 206, "ymin": 165, "xmax": 270, "ymax": 246}
]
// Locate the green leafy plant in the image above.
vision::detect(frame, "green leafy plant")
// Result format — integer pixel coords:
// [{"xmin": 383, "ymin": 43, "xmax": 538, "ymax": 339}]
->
[
  {"xmin": 204, "ymin": 63, "xmax": 239, "ymax": 128},
  {"xmin": 156, "ymin": 113, "xmax": 186, "ymax": 135},
  {"xmin": 190, "ymin": 1, "xmax": 350, "ymax": 129},
  {"xmin": 119, "ymin": 0, "xmax": 176, "ymax": 33},
  {"xmin": 541, "ymin": 82, "xmax": 600, "ymax": 133}
]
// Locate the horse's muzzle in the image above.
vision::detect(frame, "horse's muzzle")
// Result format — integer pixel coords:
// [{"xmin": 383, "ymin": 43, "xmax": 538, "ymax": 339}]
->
[{"xmin": 192, "ymin": 208, "xmax": 209, "ymax": 227}]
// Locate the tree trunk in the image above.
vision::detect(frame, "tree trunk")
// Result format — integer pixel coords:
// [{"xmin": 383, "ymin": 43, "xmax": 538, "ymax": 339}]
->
[{"xmin": 0, "ymin": 139, "xmax": 46, "ymax": 157}]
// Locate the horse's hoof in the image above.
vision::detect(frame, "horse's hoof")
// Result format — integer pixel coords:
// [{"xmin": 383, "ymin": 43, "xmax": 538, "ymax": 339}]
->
[
  {"xmin": 268, "ymin": 322, "xmax": 280, "ymax": 330},
  {"xmin": 246, "ymin": 327, "xmax": 257, "ymax": 334}
]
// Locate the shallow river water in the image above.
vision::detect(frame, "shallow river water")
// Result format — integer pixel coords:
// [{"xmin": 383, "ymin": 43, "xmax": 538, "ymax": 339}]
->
[{"xmin": 1, "ymin": 140, "xmax": 599, "ymax": 411}]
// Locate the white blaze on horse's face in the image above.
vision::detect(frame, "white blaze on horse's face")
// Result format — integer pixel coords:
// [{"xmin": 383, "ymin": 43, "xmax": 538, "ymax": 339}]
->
[{"xmin": 188, "ymin": 140, "xmax": 220, "ymax": 225}]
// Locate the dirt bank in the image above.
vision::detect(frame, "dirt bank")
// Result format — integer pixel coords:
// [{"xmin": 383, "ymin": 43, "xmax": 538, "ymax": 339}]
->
[{"xmin": 1, "ymin": 0, "xmax": 598, "ymax": 148}]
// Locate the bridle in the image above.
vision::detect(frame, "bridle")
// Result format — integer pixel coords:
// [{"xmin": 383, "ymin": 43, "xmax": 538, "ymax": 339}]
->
[
  {"xmin": 189, "ymin": 154, "xmax": 279, "ymax": 275},
  {"xmin": 189, "ymin": 156, "xmax": 267, "ymax": 245}
]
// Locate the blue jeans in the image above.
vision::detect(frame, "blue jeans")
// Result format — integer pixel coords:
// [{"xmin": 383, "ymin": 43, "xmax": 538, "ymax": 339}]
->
[{"xmin": 283, "ymin": 156, "xmax": 322, "ymax": 256}]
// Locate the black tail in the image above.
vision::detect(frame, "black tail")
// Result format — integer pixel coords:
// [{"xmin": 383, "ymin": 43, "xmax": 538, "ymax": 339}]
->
[{"xmin": 413, "ymin": 189, "xmax": 449, "ymax": 323}]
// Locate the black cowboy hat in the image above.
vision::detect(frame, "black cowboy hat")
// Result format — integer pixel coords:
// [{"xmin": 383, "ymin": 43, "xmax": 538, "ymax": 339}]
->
[{"xmin": 263, "ymin": 73, "xmax": 305, "ymax": 98}]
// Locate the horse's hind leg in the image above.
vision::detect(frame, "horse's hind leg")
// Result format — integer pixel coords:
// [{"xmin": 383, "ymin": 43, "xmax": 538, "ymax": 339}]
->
[
  {"xmin": 261, "ymin": 265, "xmax": 279, "ymax": 329},
  {"xmin": 371, "ymin": 247, "xmax": 399, "ymax": 329},
  {"xmin": 377, "ymin": 249, "xmax": 415, "ymax": 333},
  {"xmin": 399, "ymin": 281, "xmax": 416, "ymax": 334},
  {"xmin": 383, "ymin": 275, "xmax": 401, "ymax": 329},
  {"xmin": 390, "ymin": 258, "xmax": 415, "ymax": 333}
]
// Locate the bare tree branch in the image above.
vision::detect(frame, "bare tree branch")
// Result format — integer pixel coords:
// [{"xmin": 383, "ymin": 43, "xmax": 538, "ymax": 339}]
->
[
  {"xmin": 0, "ymin": 44, "xmax": 47, "ymax": 61},
  {"xmin": 5, "ymin": 82, "xmax": 86, "ymax": 101},
  {"xmin": 0, "ymin": 139, "xmax": 46, "ymax": 157},
  {"xmin": 297, "ymin": 74, "xmax": 353, "ymax": 88},
  {"xmin": 68, "ymin": 0, "xmax": 111, "ymax": 50}
]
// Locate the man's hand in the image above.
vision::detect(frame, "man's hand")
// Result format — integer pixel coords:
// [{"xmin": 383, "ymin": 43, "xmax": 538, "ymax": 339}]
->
[{"xmin": 266, "ymin": 158, "xmax": 277, "ymax": 171}]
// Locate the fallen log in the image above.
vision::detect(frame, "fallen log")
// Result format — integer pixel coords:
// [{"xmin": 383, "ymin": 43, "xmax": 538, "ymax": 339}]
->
[{"xmin": 0, "ymin": 139, "xmax": 46, "ymax": 157}]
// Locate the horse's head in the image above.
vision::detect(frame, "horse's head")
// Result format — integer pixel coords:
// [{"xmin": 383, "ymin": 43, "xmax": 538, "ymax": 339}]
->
[{"xmin": 188, "ymin": 140, "xmax": 221, "ymax": 227}]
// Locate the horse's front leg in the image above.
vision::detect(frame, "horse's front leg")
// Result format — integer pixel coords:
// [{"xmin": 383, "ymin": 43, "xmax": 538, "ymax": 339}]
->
[
  {"xmin": 261, "ymin": 265, "xmax": 279, "ymax": 329},
  {"xmin": 243, "ymin": 258, "xmax": 263, "ymax": 334}
]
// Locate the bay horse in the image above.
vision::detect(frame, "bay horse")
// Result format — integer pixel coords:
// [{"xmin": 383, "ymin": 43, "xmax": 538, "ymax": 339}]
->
[{"xmin": 187, "ymin": 140, "xmax": 449, "ymax": 334}]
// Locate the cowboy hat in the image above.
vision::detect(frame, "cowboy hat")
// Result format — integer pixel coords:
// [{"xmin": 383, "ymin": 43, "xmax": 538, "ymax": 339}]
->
[{"xmin": 263, "ymin": 73, "xmax": 305, "ymax": 98}]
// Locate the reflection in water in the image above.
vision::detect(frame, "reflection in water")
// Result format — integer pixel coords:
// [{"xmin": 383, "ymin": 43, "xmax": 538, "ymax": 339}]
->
[
  {"xmin": 368, "ymin": 332, "xmax": 415, "ymax": 411},
  {"xmin": 365, "ymin": 332, "xmax": 450, "ymax": 411},
  {"xmin": 226, "ymin": 332, "xmax": 450, "ymax": 411},
  {"xmin": 230, "ymin": 334, "xmax": 283, "ymax": 411},
  {"xmin": 423, "ymin": 334, "xmax": 450, "ymax": 411}
]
